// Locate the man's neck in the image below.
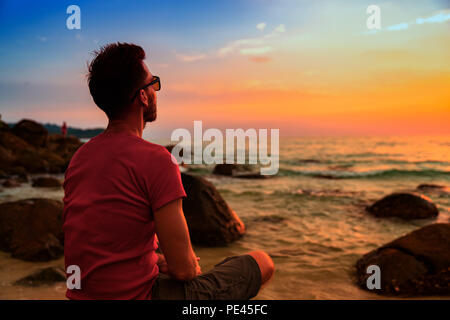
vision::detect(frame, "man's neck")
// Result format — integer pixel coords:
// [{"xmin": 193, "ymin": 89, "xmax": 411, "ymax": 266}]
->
[{"xmin": 104, "ymin": 116, "xmax": 144, "ymax": 138}]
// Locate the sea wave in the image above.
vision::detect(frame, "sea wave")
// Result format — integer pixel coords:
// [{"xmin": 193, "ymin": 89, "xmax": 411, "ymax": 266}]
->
[
  {"xmin": 280, "ymin": 158, "xmax": 449, "ymax": 166},
  {"xmin": 278, "ymin": 168, "xmax": 450, "ymax": 179},
  {"xmin": 217, "ymin": 188, "xmax": 363, "ymax": 198}
]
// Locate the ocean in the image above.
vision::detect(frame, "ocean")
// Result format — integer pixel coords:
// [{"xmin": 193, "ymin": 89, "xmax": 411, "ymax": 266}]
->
[{"xmin": 0, "ymin": 135, "xmax": 449, "ymax": 299}]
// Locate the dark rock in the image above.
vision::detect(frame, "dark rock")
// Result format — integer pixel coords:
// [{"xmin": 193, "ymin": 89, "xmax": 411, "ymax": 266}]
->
[
  {"xmin": 417, "ymin": 184, "xmax": 449, "ymax": 194},
  {"xmin": 213, "ymin": 164, "xmax": 241, "ymax": 176},
  {"xmin": 164, "ymin": 144, "xmax": 175, "ymax": 153},
  {"xmin": 233, "ymin": 172, "xmax": 269, "ymax": 179},
  {"xmin": 356, "ymin": 223, "xmax": 450, "ymax": 295},
  {"xmin": 213, "ymin": 164, "xmax": 265, "ymax": 178},
  {"xmin": 2, "ymin": 178, "xmax": 21, "ymax": 188},
  {"xmin": 14, "ymin": 266, "xmax": 66, "ymax": 286},
  {"xmin": 32, "ymin": 177, "xmax": 62, "ymax": 188},
  {"xmin": 9, "ymin": 148, "xmax": 65, "ymax": 174},
  {"xmin": 0, "ymin": 130, "xmax": 31, "ymax": 154},
  {"xmin": 0, "ymin": 119, "xmax": 83, "ymax": 175},
  {"xmin": 181, "ymin": 173, "xmax": 245, "ymax": 246},
  {"xmin": 417, "ymin": 184, "xmax": 446, "ymax": 190},
  {"xmin": 7, "ymin": 166, "xmax": 29, "ymax": 182},
  {"xmin": 11, "ymin": 119, "xmax": 48, "ymax": 147},
  {"xmin": 38, "ymin": 149, "xmax": 66, "ymax": 173},
  {"xmin": 366, "ymin": 193, "xmax": 438, "ymax": 220},
  {"xmin": 0, "ymin": 145, "xmax": 15, "ymax": 169},
  {"xmin": 0, "ymin": 198, "xmax": 64, "ymax": 261},
  {"xmin": 12, "ymin": 148, "xmax": 51, "ymax": 173},
  {"xmin": 164, "ymin": 144, "xmax": 182, "ymax": 155},
  {"xmin": 47, "ymin": 134, "xmax": 83, "ymax": 156},
  {"xmin": 0, "ymin": 130, "xmax": 47, "ymax": 173},
  {"xmin": 0, "ymin": 120, "xmax": 10, "ymax": 131},
  {"xmin": 47, "ymin": 134, "xmax": 83, "ymax": 169}
]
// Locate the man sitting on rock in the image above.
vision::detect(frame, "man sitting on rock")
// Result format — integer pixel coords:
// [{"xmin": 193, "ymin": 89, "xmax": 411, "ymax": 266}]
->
[{"xmin": 62, "ymin": 42, "xmax": 274, "ymax": 300}]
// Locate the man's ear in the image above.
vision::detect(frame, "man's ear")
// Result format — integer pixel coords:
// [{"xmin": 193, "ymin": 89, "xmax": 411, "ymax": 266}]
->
[{"xmin": 138, "ymin": 89, "xmax": 149, "ymax": 107}]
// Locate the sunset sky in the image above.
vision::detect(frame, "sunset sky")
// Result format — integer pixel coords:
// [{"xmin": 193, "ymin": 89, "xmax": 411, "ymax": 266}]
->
[{"xmin": 0, "ymin": 0, "xmax": 449, "ymax": 137}]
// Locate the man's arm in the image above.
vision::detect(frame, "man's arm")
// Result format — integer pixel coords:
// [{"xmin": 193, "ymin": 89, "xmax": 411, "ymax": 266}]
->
[{"xmin": 154, "ymin": 198, "xmax": 201, "ymax": 281}]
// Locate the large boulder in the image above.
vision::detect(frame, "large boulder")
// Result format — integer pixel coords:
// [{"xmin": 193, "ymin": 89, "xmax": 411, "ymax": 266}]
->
[
  {"xmin": 366, "ymin": 193, "xmax": 439, "ymax": 220},
  {"xmin": 356, "ymin": 223, "xmax": 450, "ymax": 295},
  {"xmin": 181, "ymin": 173, "xmax": 245, "ymax": 246},
  {"xmin": 0, "ymin": 198, "xmax": 64, "ymax": 261},
  {"xmin": 14, "ymin": 266, "xmax": 66, "ymax": 287},
  {"xmin": 11, "ymin": 119, "xmax": 48, "ymax": 147}
]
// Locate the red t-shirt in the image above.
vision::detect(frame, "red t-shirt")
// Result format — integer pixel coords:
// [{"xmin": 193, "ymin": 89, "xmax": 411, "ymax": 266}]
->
[{"xmin": 63, "ymin": 131, "xmax": 186, "ymax": 299}]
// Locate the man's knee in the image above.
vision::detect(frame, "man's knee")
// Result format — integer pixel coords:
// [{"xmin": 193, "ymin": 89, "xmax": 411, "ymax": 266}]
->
[{"xmin": 247, "ymin": 250, "xmax": 274, "ymax": 285}]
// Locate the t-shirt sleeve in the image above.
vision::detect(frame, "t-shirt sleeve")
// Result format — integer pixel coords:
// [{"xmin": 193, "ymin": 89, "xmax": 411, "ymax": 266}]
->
[{"xmin": 146, "ymin": 148, "xmax": 187, "ymax": 213}]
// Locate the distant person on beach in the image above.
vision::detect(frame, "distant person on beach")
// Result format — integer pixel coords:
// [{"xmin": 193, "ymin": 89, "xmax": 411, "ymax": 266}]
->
[
  {"xmin": 62, "ymin": 42, "xmax": 274, "ymax": 300},
  {"xmin": 61, "ymin": 121, "xmax": 67, "ymax": 136}
]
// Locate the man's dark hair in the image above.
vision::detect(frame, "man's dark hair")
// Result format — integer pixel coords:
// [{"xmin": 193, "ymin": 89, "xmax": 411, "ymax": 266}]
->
[{"xmin": 87, "ymin": 42, "xmax": 147, "ymax": 119}]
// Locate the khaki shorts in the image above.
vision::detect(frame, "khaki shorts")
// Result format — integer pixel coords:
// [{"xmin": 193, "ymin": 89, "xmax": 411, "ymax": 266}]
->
[{"xmin": 151, "ymin": 254, "xmax": 262, "ymax": 300}]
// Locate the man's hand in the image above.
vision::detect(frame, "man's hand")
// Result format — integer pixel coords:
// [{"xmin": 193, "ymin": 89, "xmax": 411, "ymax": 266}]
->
[
  {"xmin": 157, "ymin": 253, "xmax": 169, "ymax": 274},
  {"xmin": 158, "ymin": 253, "xmax": 200, "ymax": 277}
]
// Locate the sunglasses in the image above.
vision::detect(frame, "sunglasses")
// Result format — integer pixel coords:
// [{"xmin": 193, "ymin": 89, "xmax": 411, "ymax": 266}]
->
[{"xmin": 131, "ymin": 75, "xmax": 161, "ymax": 101}]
